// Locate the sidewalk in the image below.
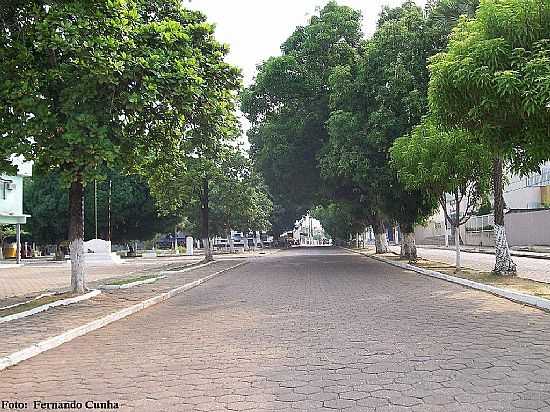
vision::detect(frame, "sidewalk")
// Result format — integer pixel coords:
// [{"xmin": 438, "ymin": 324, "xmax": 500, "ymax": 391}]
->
[
  {"xmin": 388, "ymin": 245, "xmax": 550, "ymax": 284},
  {"xmin": 0, "ymin": 259, "xmax": 246, "ymax": 370},
  {"xmin": 417, "ymin": 243, "xmax": 550, "ymax": 259}
]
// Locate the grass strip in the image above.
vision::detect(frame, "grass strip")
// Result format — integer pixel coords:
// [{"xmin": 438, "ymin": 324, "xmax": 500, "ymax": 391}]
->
[{"xmin": 0, "ymin": 293, "xmax": 78, "ymax": 318}]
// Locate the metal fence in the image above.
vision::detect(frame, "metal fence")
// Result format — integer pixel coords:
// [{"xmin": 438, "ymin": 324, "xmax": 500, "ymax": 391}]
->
[{"xmin": 465, "ymin": 213, "xmax": 494, "ymax": 233}]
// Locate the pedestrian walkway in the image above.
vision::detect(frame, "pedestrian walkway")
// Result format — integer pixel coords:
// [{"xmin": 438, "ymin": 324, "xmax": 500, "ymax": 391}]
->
[
  {"xmin": 0, "ymin": 249, "xmax": 271, "ymax": 300},
  {"xmin": 418, "ymin": 244, "xmax": 550, "ymax": 260},
  {"xmin": 0, "ymin": 256, "xmax": 199, "ymax": 300},
  {"xmin": 389, "ymin": 245, "xmax": 550, "ymax": 284},
  {"xmin": 0, "ymin": 259, "xmax": 243, "ymax": 364}
]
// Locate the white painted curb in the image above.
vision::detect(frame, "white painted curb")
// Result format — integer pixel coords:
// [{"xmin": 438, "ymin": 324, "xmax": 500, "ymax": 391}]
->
[
  {"xmin": 0, "ymin": 261, "xmax": 247, "ymax": 372},
  {"xmin": 160, "ymin": 260, "xmax": 215, "ymax": 275},
  {"xmin": 345, "ymin": 248, "xmax": 550, "ymax": 312},
  {"xmin": 100, "ymin": 276, "xmax": 166, "ymax": 290},
  {"xmin": 0, "ymin": 290, "xmax": 102, "ymax": 324}
]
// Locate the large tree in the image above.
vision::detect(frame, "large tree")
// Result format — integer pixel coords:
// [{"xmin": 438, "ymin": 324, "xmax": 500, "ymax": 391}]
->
[
  {"xmin": 428, "ymin": 0, "xmax": 550, "ymax": 274},
  {"xmin": 322, "ymin": 2, "xmax": 440, "ymax": 260},
  {"xmin": 147, "ymin": 143, "xmax": 272, "ymax": 261},
  {"xmin": 391, "ymin": 118, "xmax": 492, "ymax": 270},
  {"xmin": 0, "ymin": 0, "xmax": 239, "ymax": 291},
  {"xmin": 321, "ymin": 0, "xmax": 480, "ymax": 259}
]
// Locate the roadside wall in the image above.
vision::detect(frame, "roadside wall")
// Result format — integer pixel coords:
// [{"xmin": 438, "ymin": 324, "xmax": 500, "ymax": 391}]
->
[{"xmin": 505, "ymin": 209, "xmax": 550, "ymax": 247}]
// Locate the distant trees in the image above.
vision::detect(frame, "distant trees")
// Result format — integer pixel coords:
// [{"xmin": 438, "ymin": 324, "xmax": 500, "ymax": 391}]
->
[
  {"xmin": 241, "ymin": 1, "xmax": 364, "ymax": 235},
  {"xmin": 244, "ymin": 0, "xmax": 482, "ymax": 260},
  {"xmin": 24, "ymin": 171, "xmax": 175, "ymax": 246},
  {"xmin": 146, "ymin": 144, "xmax": 273, "ymax": 261}
]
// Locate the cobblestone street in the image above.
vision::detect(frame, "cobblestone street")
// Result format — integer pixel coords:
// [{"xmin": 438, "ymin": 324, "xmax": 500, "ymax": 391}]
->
[{"xmin": 1, "ymin": 247, "xmax": 550, "ymax": 411}]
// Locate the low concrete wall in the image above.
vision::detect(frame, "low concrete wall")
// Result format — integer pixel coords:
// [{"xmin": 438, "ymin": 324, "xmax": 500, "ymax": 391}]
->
[
  {"xmin": 463, "ymin": 230, "xmax": 495, "ymax": 247},
  {"xmin": 505, "ymin": 209, "xmax": 550, "ymax": 247},
  {"xmin": 414, "ymin": 221, "xmax": 445, "ymax": 246}
]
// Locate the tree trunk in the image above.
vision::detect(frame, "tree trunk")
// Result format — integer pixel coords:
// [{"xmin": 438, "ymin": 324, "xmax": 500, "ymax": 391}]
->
[
  {"xmin": 454, "ymin": 226, "xmax": 461, "ymax": 271},
  {"xmin": 493, "ymin": 157, "xmax": 516, "ymax": 275},
  {"xmin": 228, "ymin": 231, "xmax": 235, "ymax": 253},
  {"xmin": 253, "ymin": 232, "xmax": 258, "ymax": 250},
  {"xmin": 200, "ymin": 177, "xmax": 213, "ymax": 262},
  {"xmin": 69, "ymin": 180, "xmax": 86, "ymax": 293},
  {"xmin": 400, "ymin": 223, "xmax": 417, "ymax": 262},
  {"xmin": 454, "ymin": 190, "xmax": 461, "ymax": 272},
  {"xmin": 373, "ymin": 215, "xmax": 388, "ymax": 254}
]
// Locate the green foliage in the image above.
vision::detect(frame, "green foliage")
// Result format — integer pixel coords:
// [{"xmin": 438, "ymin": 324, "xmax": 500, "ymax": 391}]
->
[
  {"xmin": 23, "ymin": 171, "xmax": 175, "ymax": 244},
  {"xmin": 146, "ymin": 143, "xmax": 272, "ymax": 238},
  {"xmin": 321, "ymin": 2, "xmax": 441, "ymax": 230},
  {"xmin": 390, "ymin": 118, "xmax": 492, "ymax": 198},
  {"xmin": 429, "ymin": 0, "xmax": 550, "ymax": 172},
  {"xmin": 0, "ymin": 0, "xmax": 240, "ymax": 184},
  {"xmin": 241, "ymin": 2, "xmax": 364, "ymax": 231},
  {"xmin": 311, "ymin": 202, "xmax": 367, "ymax": 241}
]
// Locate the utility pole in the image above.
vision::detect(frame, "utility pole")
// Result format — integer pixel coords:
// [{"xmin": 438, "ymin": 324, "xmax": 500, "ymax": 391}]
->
[
  {"xmin": 108, "ymin": 180, "xmax": 112, "ymax": 242},
  {"xmin": 94, "ymin": 180, "xmax": 98, "ymax": 239}
]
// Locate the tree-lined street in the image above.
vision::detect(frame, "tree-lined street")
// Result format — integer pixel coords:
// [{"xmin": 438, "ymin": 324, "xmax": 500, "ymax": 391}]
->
[
  {"xmin": 1, "ymin": 0, "xmax": 549, "ymax": 409},
  {"xmin": 2, "ymin": 247, "xmax": 549, "ymax": 411}
]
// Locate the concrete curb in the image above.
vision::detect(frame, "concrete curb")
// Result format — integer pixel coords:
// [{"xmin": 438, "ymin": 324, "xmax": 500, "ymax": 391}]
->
[
  {"xmin": 0, "ymin": 260, "xmax": 247, "ymax": 372},
  {"xmin": 160, "ymin": 260, "xmax": 215, "ymax": 275},
  {"xmin": 345, "ymin": 248, "xmax": 550, "ymax": 313},
  {"xmin": 0, "ymin": 290, "xmax": 101, "ymax": 324}
]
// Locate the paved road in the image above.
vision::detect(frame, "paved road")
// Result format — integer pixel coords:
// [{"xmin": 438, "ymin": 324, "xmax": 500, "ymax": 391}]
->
[
  {"xmin": 1, "ymin": 247, "xmax": 550, "ymax": 411},
  {"xmin": 389, "ymin": 246, "xmax": 550, "ymax": 284}
]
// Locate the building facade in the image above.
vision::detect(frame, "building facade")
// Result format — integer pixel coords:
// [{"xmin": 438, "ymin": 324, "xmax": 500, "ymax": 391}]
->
[
  {"xmin": 0, "ymin": 157, "xmax": 32, "ymax": 262},
  {"xmin": 415, "ymin": 162, "xmax": 550, "ymax": 247}
]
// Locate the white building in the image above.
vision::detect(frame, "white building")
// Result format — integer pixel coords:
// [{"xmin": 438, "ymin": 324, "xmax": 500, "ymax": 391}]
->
[
  {"xmin": 293, "ymin": 214, "xmax": 326, "ymax": 245},
  {"xmin": 415, "ymin": 162, "xmax": 550, "ymax": 247},
  {"xmin": 1, "ymin": 156, "xmax": 32, "ymax": 262}
]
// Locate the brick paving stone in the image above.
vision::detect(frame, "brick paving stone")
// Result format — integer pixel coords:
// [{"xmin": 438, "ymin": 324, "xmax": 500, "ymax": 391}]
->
[
  {"xmin": 0, "ymin": 247, "xmax": 549, "ymax": 412},
  {"xmin": 0, "ymin": 259, "xmax": 244, "ymax": 360}
]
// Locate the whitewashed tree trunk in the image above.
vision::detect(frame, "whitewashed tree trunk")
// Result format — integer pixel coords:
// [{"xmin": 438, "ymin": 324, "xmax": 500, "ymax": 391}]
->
[
  {"xmin": 373, "ymin": 216, "xmax": 388, "ymax": 254},
  {"xmin": 455, "ymin": 226, "xmax": 461, "ymax": 271},
  {"xmin": 203, "ymin": 237, "xmax": 213, "ymax": 261},
  {"xmin": 69, "ymin": 180, "xmax": 86, "ymax": 293},
  {"xmin": 374, "ymin": 233, "xmax": 388, "ymax": 254},
  {"xmin": 493, "ymin": 157, "xmax": 516, "ymax": 275},
  {"xmin": 494, "ymin": 225, "xmax": 516, "ymax": 274},
  {"xmin": 400, "ymin": 231, "xmax": 417, "ymax": 261}
]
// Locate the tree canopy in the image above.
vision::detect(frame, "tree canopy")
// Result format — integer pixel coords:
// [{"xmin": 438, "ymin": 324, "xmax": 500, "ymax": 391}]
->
[
  {"xmin": 429, "ymin": 0, "xmax": 550, "ymax": 172},
  {"xmin": 241, "ymin": 1, "xmax": 364, "ymax": 232}
]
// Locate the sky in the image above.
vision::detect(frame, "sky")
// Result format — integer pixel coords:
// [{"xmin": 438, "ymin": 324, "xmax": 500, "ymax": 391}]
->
[{"xmin": 186, "ymin": 0, "xmax": 428, "ymax": 147}]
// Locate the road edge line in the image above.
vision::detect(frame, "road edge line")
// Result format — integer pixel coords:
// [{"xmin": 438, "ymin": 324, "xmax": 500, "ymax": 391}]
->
[
  {"xmin": 0, "ymin": 260, "xmax": 247, "ymax": 372},
  {"xmin": 343, "ymin": 247, "xmax": 550, "ymax": 313}
]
